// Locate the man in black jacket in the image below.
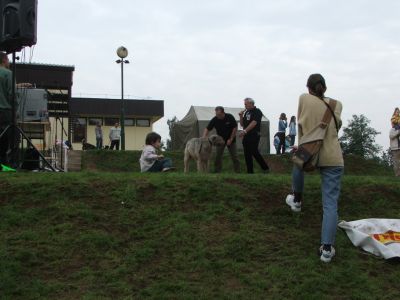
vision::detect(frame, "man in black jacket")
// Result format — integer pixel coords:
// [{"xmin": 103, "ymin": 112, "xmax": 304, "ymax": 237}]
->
[
  {"xmin": 239, "ymin": 98, "xmax": 269, "ymax": 174},
  {"xmin": 203, "ymin": 106, "xmax": 240, "ymax": 173}
]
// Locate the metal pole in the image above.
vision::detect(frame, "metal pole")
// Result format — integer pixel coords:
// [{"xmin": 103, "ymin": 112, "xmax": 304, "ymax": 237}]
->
[{"xmin": 120, "ymin": 59, "xmax": 125, "ymax": 150}]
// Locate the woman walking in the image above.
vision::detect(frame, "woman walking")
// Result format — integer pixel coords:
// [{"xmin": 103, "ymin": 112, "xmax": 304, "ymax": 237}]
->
[{"xmin": 285, "ymin": 74, "xmax": 344, "ymax": 263}]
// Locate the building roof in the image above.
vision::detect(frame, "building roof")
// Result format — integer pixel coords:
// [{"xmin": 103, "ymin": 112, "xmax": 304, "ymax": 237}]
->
[
  {"xmin": 15, "ymin": 62, "xmax": 75, "ymax": 89},
  {"xmin": 15, "ymin": 62, "xmax": 75, "ymax": 117},
  {"xmin": 70, "ymin": 97, "xmax": 164, "ymax": 120}
]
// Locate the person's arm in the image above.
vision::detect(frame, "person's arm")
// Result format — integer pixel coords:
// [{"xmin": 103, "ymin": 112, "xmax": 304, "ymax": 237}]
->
[
  {"xmin": 239, "ymin": 120, "xmax": 257, "ymax": 138},
  {"xmin": 227, "ymin": 127, "xmax": 237, "ymax": 146},
  {"xmin": 390, "ymin": 129, "xmax": 400, "ymax": 140},
  {"xmin": 297, "ymin": 97, "xmax": 303, "ymax": 141},
  {"xmin": 143, "ymin": 146, "xmax": 159, "ymax": 161},
  {"xmin": 204, "ymin": 118, "xmax": 215, "ymax": 137},
  {"xmin": 202, "ymin": 128, "xmax": 209, "ymax": 138},
  {"xmin": 109, "ymin": 128, "xmax": 113, "ymax": 140},
  {"xmin": 239, "ymin": 110, "xmax": 245, "ymax": 127},
  {"xmin": 243, "ymin": 120, "xmax": 257, "ymax": 133}
]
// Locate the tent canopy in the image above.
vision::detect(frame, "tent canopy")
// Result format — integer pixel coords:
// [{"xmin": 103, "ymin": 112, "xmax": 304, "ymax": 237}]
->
[{"xmin": 171, "ymin": 106, "xmax": 270, "ymax": 154}]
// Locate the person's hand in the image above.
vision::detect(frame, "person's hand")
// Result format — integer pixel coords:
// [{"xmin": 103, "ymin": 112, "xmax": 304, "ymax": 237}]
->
[
  {"xmin": 238, "ymin": 110, "xmax": 245, "ymax": 117},
  {"xmin": 292, "ymin": 145, "xmax": 298, "ymax": 152},
  {"xmin": 239, "ymin": 130, "xmax": 247, "ymax": 138},
  {"xmin": 226, "ymin": 138, "xmax": 232, "ymax": 146},
  {"xmin": 157, "ymin": 154, "xmax": 164, "ymax": 160}
]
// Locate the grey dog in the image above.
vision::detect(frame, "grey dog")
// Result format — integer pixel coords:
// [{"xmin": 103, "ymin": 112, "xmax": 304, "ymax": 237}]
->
[{"xmin": 184, "ymin": 134, "xmax": 225, "ymax": 173}]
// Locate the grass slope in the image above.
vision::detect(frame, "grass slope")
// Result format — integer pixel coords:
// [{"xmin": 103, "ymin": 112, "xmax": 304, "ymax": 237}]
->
[
  {"xmin": 82, "ymin": 150, "xmax": 392, "ymax": 176},
  {"xmin": 1, "ymin": 172, "xmax": 399, "ymax": 299}
]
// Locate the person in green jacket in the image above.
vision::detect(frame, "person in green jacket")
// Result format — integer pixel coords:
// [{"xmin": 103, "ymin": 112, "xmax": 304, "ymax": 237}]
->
[{"xmin": 0, "ymin": 52, "xmax": 13, "ymax": 165}]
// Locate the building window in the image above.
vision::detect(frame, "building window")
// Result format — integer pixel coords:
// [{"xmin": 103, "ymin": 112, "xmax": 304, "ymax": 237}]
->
[
  {"xmin": 124, "ymin": 118, "xmax": 135, "ymax": 126},
  {"xmin": 72, "ymin": 118, "xmax": 87, "ymax": 143},
  {"xmin": 88, "ymin": 118, "xmax": 103, "ymax": 125},
  {"xmin": 104, "ymin": 118, "xmax": 120, "ymax": 126},
  {"xmin": 136, "ymin": 119, "xmax": 150, "ymax": 127}
]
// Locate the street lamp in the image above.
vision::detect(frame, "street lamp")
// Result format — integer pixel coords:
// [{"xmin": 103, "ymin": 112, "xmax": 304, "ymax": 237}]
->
[{"xmin": 116, "ymin": 46, "xmax": 130, "ymax": 150}]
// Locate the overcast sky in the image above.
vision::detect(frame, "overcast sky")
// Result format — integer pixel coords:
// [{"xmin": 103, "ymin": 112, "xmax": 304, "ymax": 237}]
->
[{"xmin": 25, "ymin": 0, "xmax": 400, "ymax": 150}]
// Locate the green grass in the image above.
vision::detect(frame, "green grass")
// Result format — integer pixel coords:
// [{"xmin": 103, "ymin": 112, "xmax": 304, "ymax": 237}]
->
[
  {"xmin": 1, "ymin": 172, "xmax": 399, "ymax": 299},
  {"xmin": 82, "ymin": 150, "xmax": 393, "ymax": 176}
]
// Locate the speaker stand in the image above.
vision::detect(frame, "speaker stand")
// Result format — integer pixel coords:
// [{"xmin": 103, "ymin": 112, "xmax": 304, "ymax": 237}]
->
[{"xmin": 0, "ymin": 51, "xmax": 56, "ymax": 171}]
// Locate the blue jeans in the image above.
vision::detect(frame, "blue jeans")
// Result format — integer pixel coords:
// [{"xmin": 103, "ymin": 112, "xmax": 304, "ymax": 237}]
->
[
  {"xmin": 96, "ymin": 137, "xmax": 103, "ymax": 149},
  {"xmin": 148, "ymin": 158, "xmax": 172, "ymax": 172},
  {"xmin": 292, "ymin": 166, "xmax": 344, "ymax": 245}
]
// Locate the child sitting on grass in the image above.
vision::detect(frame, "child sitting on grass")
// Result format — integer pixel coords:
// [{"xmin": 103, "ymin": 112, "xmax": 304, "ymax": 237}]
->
[{"xmin": 139, "ymin": 132, "xmax": 174, "ymax": 172}]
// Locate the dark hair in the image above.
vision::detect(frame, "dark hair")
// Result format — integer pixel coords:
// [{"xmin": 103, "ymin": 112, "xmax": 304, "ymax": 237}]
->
[
  {"xmin": 280, "ymin": 113, "xmax": 286, "ymax": 120},
  {"xmin": 145, "ymin": 132, "xmax": 161, "ymax": 145},
  {"xmin": 289, "ymin": 116, "xmax": 296, "ymax": 123},
  {"xmin": 215, "ymin": 106, "xmax": 224, "ymax": 113},
  {"xmin": 307, "ymin": 73, "xmax": 326, "ymax": 99}
]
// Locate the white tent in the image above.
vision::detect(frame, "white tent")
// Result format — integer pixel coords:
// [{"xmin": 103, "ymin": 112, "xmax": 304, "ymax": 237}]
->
[{"xmin": 171, "ymin": 106, "xmax": 270, "ymax": 154}]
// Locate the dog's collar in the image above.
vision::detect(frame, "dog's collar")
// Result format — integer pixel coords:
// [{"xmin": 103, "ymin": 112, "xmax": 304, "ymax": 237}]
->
[{"xmin": 207, "ymin": 138, "xmax": 212, "ymax": 146}]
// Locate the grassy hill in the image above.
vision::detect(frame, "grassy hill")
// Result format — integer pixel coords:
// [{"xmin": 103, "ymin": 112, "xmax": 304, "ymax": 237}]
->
[
  {"xmin": 82, "ymin": 150, "xmax": 393, "ymax": 176},
  {"xmin": 1, "ymin": 171, "xmax": 399, "ymax": 299}
]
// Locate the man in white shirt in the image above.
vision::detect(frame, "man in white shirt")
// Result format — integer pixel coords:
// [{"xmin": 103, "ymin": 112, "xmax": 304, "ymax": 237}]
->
[{"xmin": 109, "ymin": 122, "xmax": 121, "ymax": 150}]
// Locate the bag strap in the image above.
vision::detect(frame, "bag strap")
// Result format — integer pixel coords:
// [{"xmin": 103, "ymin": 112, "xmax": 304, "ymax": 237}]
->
[{"xmin": 320, "ymin": 98, "xmax": 339, "ymax": 133}]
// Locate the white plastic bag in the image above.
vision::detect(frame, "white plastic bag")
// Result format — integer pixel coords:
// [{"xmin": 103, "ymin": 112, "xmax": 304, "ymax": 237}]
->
[{"xmin": 338, "ymin": 219, "xmax": 400, "ymax": 259}]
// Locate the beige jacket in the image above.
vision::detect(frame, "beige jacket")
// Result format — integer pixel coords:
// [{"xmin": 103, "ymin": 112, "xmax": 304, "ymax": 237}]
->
[
  {"xmin": 390, "ymin": 128, "xmax": 400, "ymax": 151},
  {"xmin": 297, "ymin": 93, "xmax": 344, "ymax": 167}
]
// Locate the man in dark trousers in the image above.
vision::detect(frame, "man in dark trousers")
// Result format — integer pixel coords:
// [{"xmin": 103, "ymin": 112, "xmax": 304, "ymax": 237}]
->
[
  {"xmin": 203, "ymin": 106, "xmax": 240, "ymax": 173},
  {"xmin": 239, "ymin": 97, "xmax": 269, "ymax": 174},
  {"xmin": 0, "ymin": 52, "xmax": 13, "ymax": 166}
]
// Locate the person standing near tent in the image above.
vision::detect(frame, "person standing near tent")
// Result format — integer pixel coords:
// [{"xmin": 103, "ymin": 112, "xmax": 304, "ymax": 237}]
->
[
  {"xmin": 239, "ymin": 98, "xmax": 270, "ymax": 174},
  {"xmin": 203, "ymin": 106, "xmax": 240, "ymax": 173}
]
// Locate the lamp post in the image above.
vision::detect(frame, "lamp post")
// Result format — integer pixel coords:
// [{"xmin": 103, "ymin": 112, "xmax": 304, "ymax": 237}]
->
[{"xmin": 116, "ymin": 46, "xmax": 130, "ymax": 150}]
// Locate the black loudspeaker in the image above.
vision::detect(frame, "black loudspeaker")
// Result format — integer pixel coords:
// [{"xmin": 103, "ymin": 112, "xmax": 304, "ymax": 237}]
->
[{"xmin": 0, "ymin": 0, "xmax": 37, "ymax": 52}]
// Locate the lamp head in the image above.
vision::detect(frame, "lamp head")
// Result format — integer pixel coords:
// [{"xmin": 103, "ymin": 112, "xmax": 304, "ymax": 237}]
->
[{"xmin": 117, "ymin": 46, "xmax": 128, "ymax": 59}]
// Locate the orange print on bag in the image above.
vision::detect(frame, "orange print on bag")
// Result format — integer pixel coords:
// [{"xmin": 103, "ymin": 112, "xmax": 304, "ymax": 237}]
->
[{"xmin": 371, "ymin": 231, "xmax": 400, "ymax": 245}]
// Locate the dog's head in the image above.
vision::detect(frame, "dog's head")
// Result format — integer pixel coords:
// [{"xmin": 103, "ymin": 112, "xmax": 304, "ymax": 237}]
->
[{"xmin": 208, "ymin": 135, "xmax": 225, "ymax": 146}]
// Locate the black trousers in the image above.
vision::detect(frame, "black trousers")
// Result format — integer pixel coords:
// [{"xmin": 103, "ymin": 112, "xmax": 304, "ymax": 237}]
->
[
  {"xmin": 0, "ymin": 109, "xmax": 14, "ymax": 165},
  {"xmin": 277, "ymin": 132, "xmax": 286, "ymax": 154},
  {"xmin": 110, "ymin": 140, "xmax": 120, "ymax": 150},
  {"xmin": 242, "ymin": 135, "xmax": 269, "ymax": 173}
]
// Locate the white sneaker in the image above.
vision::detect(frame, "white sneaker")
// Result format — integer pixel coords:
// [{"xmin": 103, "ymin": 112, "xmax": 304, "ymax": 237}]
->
[
  {"xmin": 320, "ymin": 246, "xmax": 336, "ymax": 263},
  {"xmin": 285, "ymin": 194, "xmax": 301, "ymax": 212}
]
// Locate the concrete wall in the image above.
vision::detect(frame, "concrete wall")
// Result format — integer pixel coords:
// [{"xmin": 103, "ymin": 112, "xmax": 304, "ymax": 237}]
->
[
  {"xmin": 85, "ymin": 124, "xmax": 153, "ymax": 150},
  {"xmin": 30, "ymin": 117, "xmax": 158, "ymax": 151}
]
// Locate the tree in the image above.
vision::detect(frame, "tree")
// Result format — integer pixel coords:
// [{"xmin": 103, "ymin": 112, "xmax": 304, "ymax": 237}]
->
[
  {"xmin": 339, "ymin": 114, "xmax": 382, "ymax": 159},
  {"xmin": 166, "ymin": 116, "xmax": 178, "ymax": 150},
  {"xmin": 380, "ymin": 148, "xmax": 393, "ymax": 167}
]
